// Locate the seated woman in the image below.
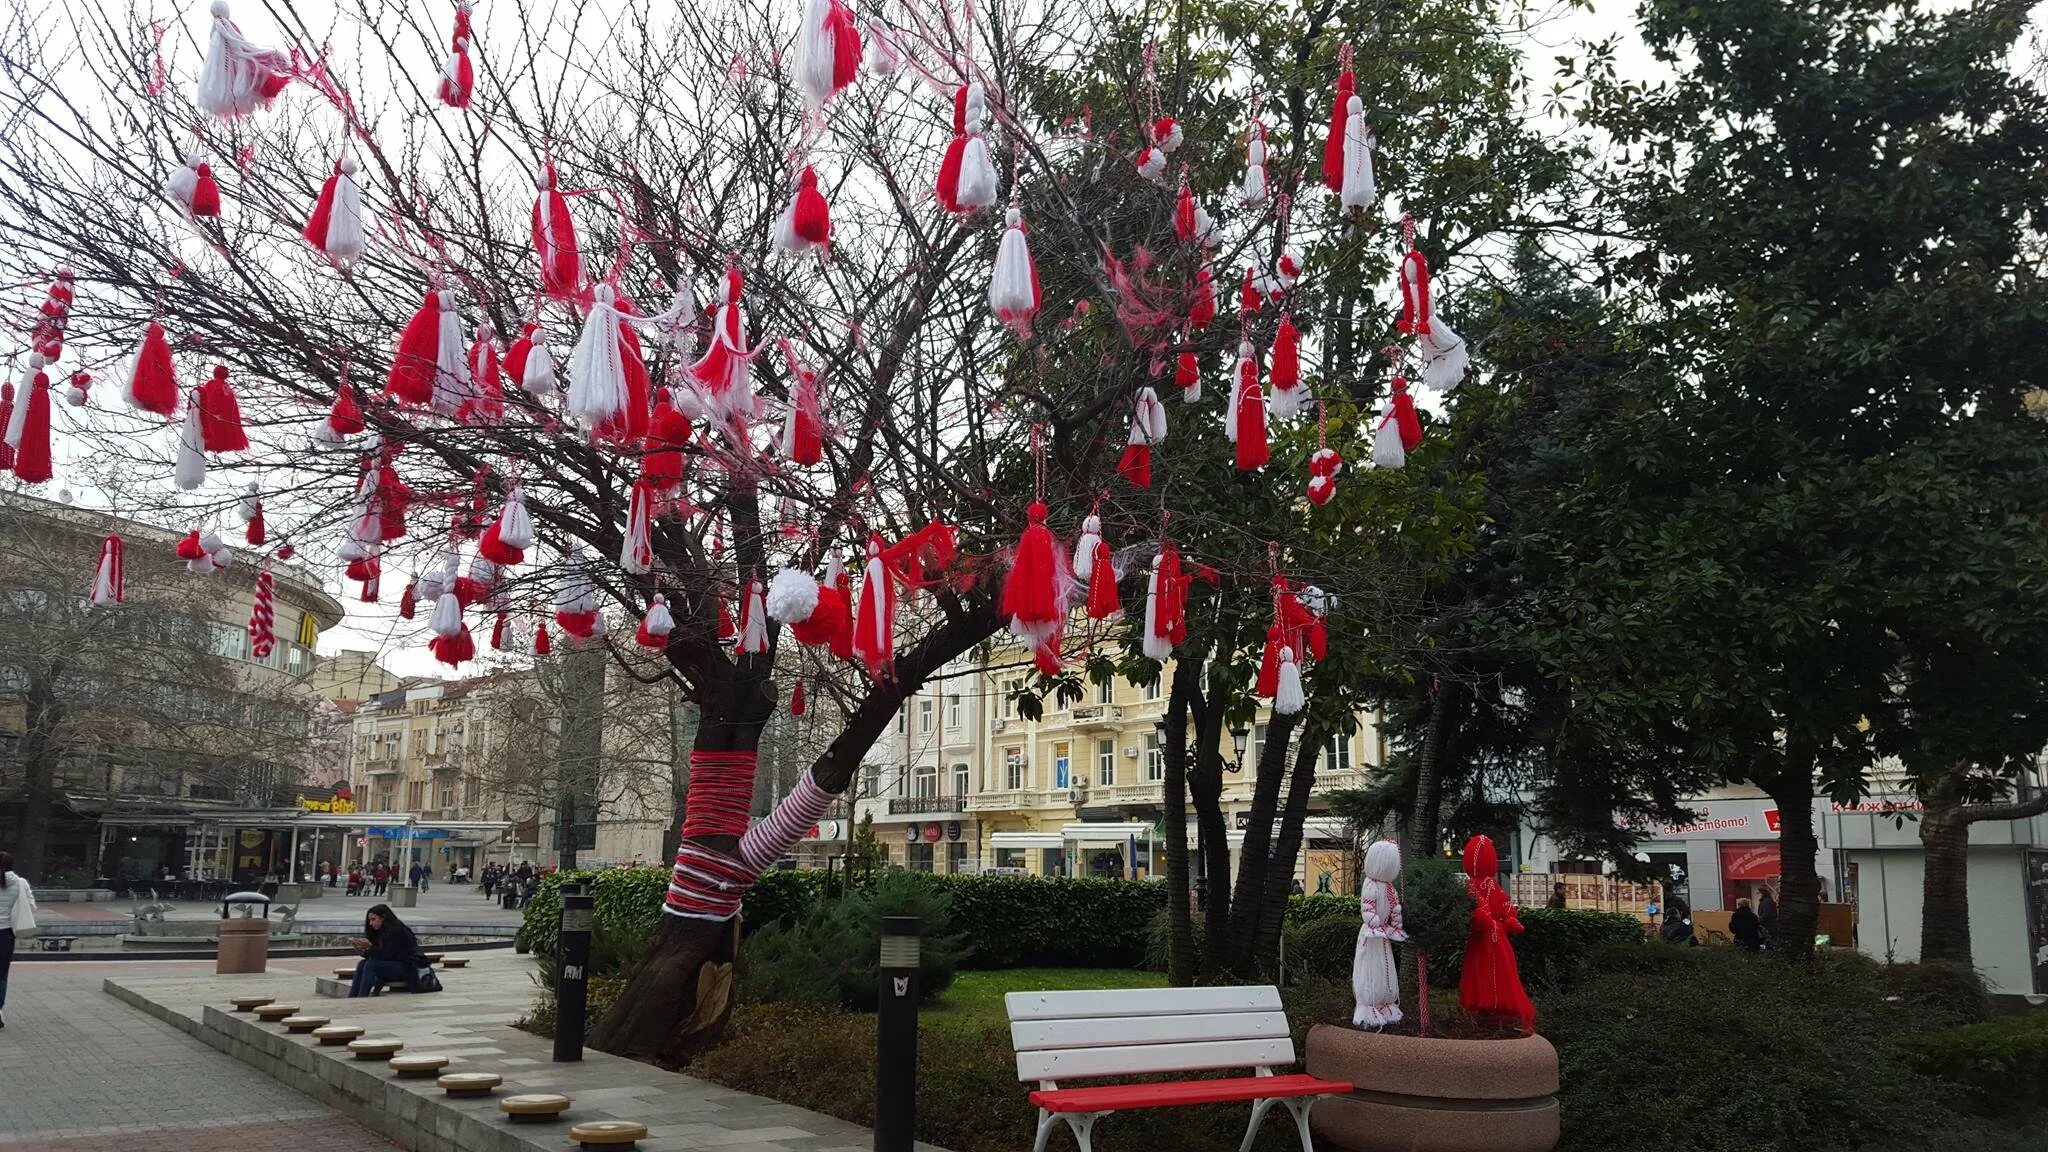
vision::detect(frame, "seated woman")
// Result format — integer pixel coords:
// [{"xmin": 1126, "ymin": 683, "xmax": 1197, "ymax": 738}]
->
[{"xmin": 348, "ymin": 903, "xmax": 425, "ymax": 997}]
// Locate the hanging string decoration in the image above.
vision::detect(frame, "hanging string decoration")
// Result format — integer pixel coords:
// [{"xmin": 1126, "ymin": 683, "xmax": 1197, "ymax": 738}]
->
[
  {"xmin": 936, "ymin": 84, "xmax": 998, "ymax": 213},
  {"xmin": 304, "ymin": 155, "xmax": 367, "ymax": 265},
  {"xmin": 248, "ymin": 563, "xmax": 276, "ymax": 658},
  {"xmin": 195, "ymin": 2, "xmax": 291, "ymax": 121},
  {"xmin": 89, "ymin": 534, "xmax": 124, "ymax": 606},
  {"xmin": 438, "ymin": 1, "xmax": 475, "ymax": 109}
]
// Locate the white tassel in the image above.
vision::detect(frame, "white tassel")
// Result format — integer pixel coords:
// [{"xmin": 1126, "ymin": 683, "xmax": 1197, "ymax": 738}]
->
[
  {"xmin": 737, "ymin": 579, "xmax": 768, "ymax": 654},
  {"xmin": 956, "ymin": 86, "xmax": 999, "ymax": 211},
  {"xmin": 641, "ymin": 595, "xmax": 675, "ymax": 638},
  {"xmin": 1072, "ymin": 514, "xmax": 1102, "ymax": 583},
  {"xmin": 90, "ymin": 536, "xmax": 123, "ymax": 606},
  {"xmin": 1270, "ymin": 379, "xmax": 1304, "ymax": 420},
  {"xmin": 468, "ymin": 554, "xmax": 499, "ymax": 590},
  {"xmin": 1135, "ymin": 386, "xmax": 1167, "ymax": 443},
  {"xmin": 1274, "ymin": 647, "xmax": 1304, "ymax": 715},
  {"xmin": 520, "ymin": 332, "xmax": 557, "ymax": 396},
  {"xmin": 322, "ymin": 156, "xmax": 367, "ymax": 263},
  {"xmin": 428, "ymin": 590, "xmax": 463, "ymax": 638},
  {"xmin": 1339, "ymin": 95, "xmax": 1376, "ymax": 212},
  {"xmin": 988, "ymin": 206, "xmax": 1038, "ymax": 331},
  {"xmin": 863, "ymin": 19, "xmax": 899, "ymax": 75},
  {"xmin": 235, "ymin": 482, "xmax": 261, "ymax": 523},
  {"xmin": 498, "ymin": 487, "xmax": 533, "ymax": 551},
  {"xmin": 651, "ymin": 281, "xmax": 698, "ymax": 353},
  {"xmin": 568, "ymin": 283, "xmax": 629, "ymax": 432},
  {"xmin": 766, "ymin": 566, "xmax": 820, "ymax": 624},
  {"xmin": 1241, "ymin": 125, "xmax": 1268, "ymax": 207},
  {"xmin": 195, "ymin": 1, "xmax": 289, "ymax": 120},
  {"xmin": 1225, "ymin": 341, "xmax": 1255, "ymax": 443},
  {"xmin": 1141, "ymin": 556, "xmax": 1172, "ymax": 661},
  {"xmin": 793, "ymin": 0, "xmax": 846, "ymax": 107},
  {"xmin": 1372, "ymin": 412, "xmax": 1406, "ymax": 468},
  {"xmin": 432, "ymin": 291, "xmax": 470, "ymax": 416},
  {"xmin": 174, "ymin": 402, "xmax": 207, "ymax": 491},
  {"xmin": 620, "ymin": 483, "xmax": 653, "ymax": 575},
  {"xmin": 1420, "ymin": 314, "xmax": 1469, "ymax": 392}
]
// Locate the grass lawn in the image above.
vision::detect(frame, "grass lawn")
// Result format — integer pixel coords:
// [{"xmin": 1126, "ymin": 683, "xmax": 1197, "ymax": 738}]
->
[{"xmin": 924, "ymin": 967, "xmax": 1167, "ymax": 1035}]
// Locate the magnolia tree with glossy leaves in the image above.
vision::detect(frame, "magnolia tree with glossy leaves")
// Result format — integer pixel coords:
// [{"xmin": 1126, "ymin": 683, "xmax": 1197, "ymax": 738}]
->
[{"xmin": 0, "ymin": 0, "xmax": 1498, "ymax": 1059}]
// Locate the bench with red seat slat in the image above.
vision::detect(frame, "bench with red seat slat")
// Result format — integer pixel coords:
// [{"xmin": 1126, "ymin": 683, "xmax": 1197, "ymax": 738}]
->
[{"xmin": 1031, "ymin": 1072, "xmax": 1352, "ymax": 1114}]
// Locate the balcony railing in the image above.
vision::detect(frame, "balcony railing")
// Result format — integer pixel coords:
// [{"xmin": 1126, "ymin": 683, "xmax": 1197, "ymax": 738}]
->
[
  {"xmin": 887, "ymin": 795, "xmax": 968, "ymax": 815},
  {"xmin": 1070, "ymin": 704, "xmax": 1124, "ymax": 725}
]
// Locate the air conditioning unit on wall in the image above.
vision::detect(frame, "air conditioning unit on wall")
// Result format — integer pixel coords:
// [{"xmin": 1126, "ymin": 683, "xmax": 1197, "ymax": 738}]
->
[{"xmin": 1067, "ymin": 782, "xmax": 1089, "ymax": 805}]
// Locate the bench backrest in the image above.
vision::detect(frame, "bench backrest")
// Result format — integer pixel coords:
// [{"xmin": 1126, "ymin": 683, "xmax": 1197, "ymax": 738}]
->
[{"xmin": 1004, "ymin": 986, "xmax": 1295, "ymax": 1082}]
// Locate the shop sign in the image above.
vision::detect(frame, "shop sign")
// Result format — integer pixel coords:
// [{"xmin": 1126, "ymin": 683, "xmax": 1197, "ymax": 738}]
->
[
  {"xmin": 921, "ymin": 822, "xmax": 944, "ymax": 842},
  {"xmin": 945, "ymin": 821, "xmax": 962, "ymax": 842},
  {"xmin": 903, "ymin": 824, "xmax": 919, "ymax": 842},
  {"xmin": 298, "ymin": 795, "xmax": 357, "ymax": 813}
]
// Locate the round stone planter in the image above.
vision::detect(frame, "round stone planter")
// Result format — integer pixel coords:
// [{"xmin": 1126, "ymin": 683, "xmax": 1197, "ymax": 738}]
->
[{"xmin": 1304, "ymin": 1024, "xmax": 1559, "ymax": 1152}]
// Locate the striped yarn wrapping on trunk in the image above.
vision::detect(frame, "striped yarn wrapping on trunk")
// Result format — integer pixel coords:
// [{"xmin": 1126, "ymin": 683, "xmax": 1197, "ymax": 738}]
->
[
  {"xmin": 248, "ymin": 564, "xmax": 275, "ymax": 658},
  {"xmin": 663, "ymin": 769, "xmax": 839, "ymax": 921}
]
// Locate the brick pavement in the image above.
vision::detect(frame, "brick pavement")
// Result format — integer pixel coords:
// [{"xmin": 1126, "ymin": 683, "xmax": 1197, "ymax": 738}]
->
[{"xmin": 0, "ymin": 959, "xmax": 396, "ymax": 1151}]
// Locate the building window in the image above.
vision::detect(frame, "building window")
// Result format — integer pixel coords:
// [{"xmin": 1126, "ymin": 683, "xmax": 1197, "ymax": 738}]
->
[
  {"xmin": 1249, "ymin": 722, "xmax": 1270, "ymax": 768},
  {"xmin": 406, "ymin": 780, "xmax": 426, "ymax": 810},
  {"xmin": 919, "ymin": 698, "xmax": 934, "ymax": 732},
  {"xmin": 907, "ymin": 842, "xmax": 934, "ymax": 872},
  {"xmin": 914, "ymin": 764, "xmax": 938, "ymax": 798},
  {"xmin": 1004, "ymin": 747, "xmax": 1024, "ymax": 791},
  {"xmin": 438, "ymin": 777, "xmax": 456, "ymax": 808},
  {"xmin": 946, "ymin": 840, "xmax": 968, "ymax": 874},
  {"xmin": 377, "ymin": 785, "xmax": 396, "ymax": 812},
  {"xmin": 463, "ymin": 776, "xmax": 480, "ymax": 806},
  {"xmin": 1321, "ymin": 734, "xmax": 1353, "ymax": 774},
  {"xmin": 1146, "ymin": 733, "xmax": 1163, "ymax": 782},
  {"xmin": 862, "ymin": 761, "xmax": 881, "ymax": 797},
  {"xmin": 209, "ymin": 621, "xmax": 245, "ymax": 660},
  {"xmin": 1000, "ymin": 679, "xmax": 1019, "ymax": 721},
  {"xmin": 1054, "ymin": 741, "xmax": 1071, "ymax": 789},
  {"xmin": 1096, "ymin": 738, "xmax": 1116, "ymax": 786},
  {"xmin": 951, "ymin": 763, "xmax": 969, "ymax": 797},
  {"xmin": 896, "ymin": 709, "xmax": 907, "ymax": 734},
  {"xmin": 1096, "ymin": 679, "xmax": 1114, "ymax": 705},
  {"xmin": 1143, "ymin": 677, "xmax": 1161, "ymax": 701},
  {"xmin": 946, "ymin": 694, "xmax": 962, "ymax": 730}
]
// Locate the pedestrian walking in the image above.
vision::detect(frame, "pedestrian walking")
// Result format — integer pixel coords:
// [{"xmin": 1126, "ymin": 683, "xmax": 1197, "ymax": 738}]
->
[
  {"xmin": 1756, "ymin": 887, "xmax": 1779, "ymax": 947},
  {"xmin": 0, "ymin": 850, "xmax": 38, "ymax": 1029},
  {"xmin": 1730, "ymin": 897, "xmax": 1764, "ymax": 951},
  {"xmin": 372, "ymin": 862, "xmax": 390, "ymax": 896}
]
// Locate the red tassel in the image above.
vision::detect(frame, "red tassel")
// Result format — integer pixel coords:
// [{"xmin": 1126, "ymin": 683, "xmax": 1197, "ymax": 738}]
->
[
  {"xmin": 1117, "ymin": 440, "xmax": 1152, "ymax": 488},
  {"xmin": 831, "ymin": 562, "xmax": 856, "ymax": 661},
  {"xmin": 1175, "ymin": 352, "xmax": 1201, "ymax": 397},
  {"xmin": 439, "ymin": 3, "xmax": 475, "ymax": 108},
  {"xmin": 643, "ymin": 398, "xmax": 693, "ymax": 489},
  {"xmin": 1034, "ymin": 640, "xmax": 1064, "ymax": 677},
  {"xmin": 491, "ymin": 611, "xmax": 509, "ymax": 650},
  {"xmin": 505, "ymin": 322, "xmax": 539, "ymax": 384},
  {"xmin": 790, "ymin": 678, "xmax": 807, "ymax": 716},
  {"xmin": 1323, "ymin": 67, "xmax": 1356, "ymax": 193},
  {"xmin": 1084, "ymin": 537, "xmax": 1119, "ymax": 620},
  {"xmin": 11, "ymin": 372, "xmax": 53, "ymax": 484},
  {"xmin": 244, "ymin": 507, "xmax": 265, "ymax": 546},
  {"xmin": 399, "ymin": 580, "xmax": 417, "ymax": 619},
  {"xmin": 387, "ymin": 291, "xmax": 442, "ymax": 405},
  {"xmin": 430, "ymin": 624, "xmax": 476, "ymax": 667},
  {"xmin": 195, "ymin": 365, "xmax": 248, "ymax": 452},
  {"xmin": 0, "ymin": 382, "xmax": 14, "ymax": 471},
  {"xmin": 189, "ymin": 162, "xmax": 222, "ymax": 218},
  {"xmin": 1173, "ymin": 180, "xmax": 1198, "ymax": 243},
  {"xmin": 1190, "ymin": 265, "xmax": 1216, "ymax": 329},
  {"xmin": 1257, "ymin": 624, "xmax": 1284, "ymax": 697},
  {"xmin": 716, "ymin": 598, "xmax": 737, "ymax": 641},
  {"xmin": 1000, "ymin": 502, "xmax": 1062, "ymax": 645},
  {"xmin": 532, "ymin": 162, "xmax": 582, "ymax": 302},
  {"xmin": 555, "ymin": 609, "xmax": 597, "ymax": 640},
  {"xmin": 1391, "ymin": 376, "xmax": 1423, "ymax": 450},
  {"xmin": 792, "ymin": 166, "xmax": 831, "ymax": 246},
  {"xmin": 126, "ymin": 321, "xmax": 181, "ymax": 417},
  {"xmin": 1233, "ymin": 355, "xmax": 1269, "ymax": 471},
  {"xmin": 534, "ymin": 621, "xmax": 553, "ymax": 655},
  {"xmin": 1271, "ymin": 315, "xmax": 1301, "ymax": 392},
  {"xmin": 1398, "ymin": 249, "xmax": 1432, "ymax": 336},
  {"xmin": 325, "ymin": 385, "xmax": 364, "ymax": 438}
]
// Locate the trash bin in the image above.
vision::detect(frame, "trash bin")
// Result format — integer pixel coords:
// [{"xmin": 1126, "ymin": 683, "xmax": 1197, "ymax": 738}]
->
[
  {"xmin": 391, "ymin": 885, "xmax": 418, "ymax": 909},
  {"xmin": 216, "ymin": 891, "xmax": 273, "ymax": 974}
]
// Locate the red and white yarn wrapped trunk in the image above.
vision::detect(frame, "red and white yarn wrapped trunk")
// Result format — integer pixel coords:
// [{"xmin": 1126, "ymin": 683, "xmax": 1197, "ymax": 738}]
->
[
  {"xmin": 303, "ymin": 156, "xmax": 366, "ymax": 264},
  {"xmin": 195, "ymin": 2, "xmax": 290, "ymax": 120},
  {"xmin": 248, "ymin": 564, "xmax": 276, "ymax": 659},
  {"xmin": 665, "ymin": 765, "xmax": 839, "ymax": 921},
  {"xmin": 89, "ymin": 534, "xmax": 124, "ymax": 606}
]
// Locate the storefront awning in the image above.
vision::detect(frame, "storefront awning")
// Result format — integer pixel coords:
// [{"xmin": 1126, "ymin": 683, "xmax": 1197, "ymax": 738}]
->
[
  {"xmin": 1061, "ymin": 822, "xmax": 1155, "ymax": 844},
  {"xmin": 990, "ymin": 832, "xmax": 1062, "ymax": 850}
]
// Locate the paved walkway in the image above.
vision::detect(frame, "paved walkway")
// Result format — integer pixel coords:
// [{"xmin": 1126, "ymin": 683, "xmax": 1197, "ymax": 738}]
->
[
  {"xmin": 0, "ymin": 958, "xmax": 396, "ymax": 1151},
  {"xmin": 35, "ymin": 883, "xmax": 526, "ymax": 934}
]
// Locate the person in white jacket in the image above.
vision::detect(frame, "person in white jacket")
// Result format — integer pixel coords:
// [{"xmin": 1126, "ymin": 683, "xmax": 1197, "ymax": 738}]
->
[
  {"xmin": 0, "ymin": 850, "xmax": 34, "ymax": 1029},
  {"xmin": 1351, "ymin": 839, "xmax": 1406, "ymax": 1028}
]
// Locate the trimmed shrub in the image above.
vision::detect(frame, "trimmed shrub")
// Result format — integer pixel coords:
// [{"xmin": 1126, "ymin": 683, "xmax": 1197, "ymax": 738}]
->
[
  {"xmin": 1283, "ymin": 914, "xmax": 1361, "ymax": 983},
  {"xmin": 1896, "ymin": 1014, "xmax": 2048, "ymax": 1114},
  {"xmin": 932, "ymin": 873, "xmax": 1162, "ymax": 969},
  {"xmin": 515, "ymin": 867, "xmax": 669, "ymax": 975},
  {"xmin": 1283, "ymin": 893, "xmax": 1356, "ymax": 927},
  {"xmin": 740, "ymin": 870, "xmax": 966, "ymax": 1011},
  {"xmin": 1513, "ymin": 907, "xmax": 1647, "ymax": 990},
  {"xmin": 1882, "ymin": 961, "xmax": 1991, "ymax": 1026}
]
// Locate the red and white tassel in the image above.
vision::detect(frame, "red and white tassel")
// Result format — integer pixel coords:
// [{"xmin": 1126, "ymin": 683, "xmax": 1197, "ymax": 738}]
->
[
  {"xmin": 7, "ymin": 370, "xmax": 51, "ymax": 485},
  {"xmin": 569, "ymin": 283, "xmax": 651, "ymax": 441},
  {"xmin": 89, "ymin": 534, "xmax": 124, "ymax": 606},
  {"xmin": 688, "ymin": 267, "xmax": 755, "ymax": 421},
  {"xmin": 554, "ymin": 553, "xmax": 599, "ymax": 638},
  {"xmin": 736, "ymin": 577, "xmax": 769, "ymax": 655},
  {"xmin": 167, "ymin": 149, "xmax": 222, "ymax": 220},
  {"xmin": 63, "ymin": 370, "xmax": 88, "ymax": 407},
  {"xmin": 1371, "ymin": 404, "xmax": 1406, "ymax": 469},
  {"xmin": 174, "ymin": 399, "xmax": 207, "ymax": 491},
  {"xmin": 1190, "ymin": 265, "xmax": 1217, "ymax": 330},
  {"xmin": 1307, "ymin": 447, "xmax": 1343, "ymax": 506},
  {"xmin": 1274, "ymin": 646, "xmax": 1304, "ymax": 715},
  {"xmin": 1241, "ymin": 264, "xmax": 1265, "ymax": 314},
  {"xmin": 316, "ymin": 382, "xmax": 364, "ymax": 443},
  {"xmin": 248, "ymin": 564, "xmax": 276, "ymax": 658},
  {"xmin": 195, "ymin": 364, "xmax": 248, "ymax": 452},
  {"xmin": 387, "ymin": 290, "xmax": 450, "ymax": 407},
  {"xmin": 1117, "ymin": 387, "xmax": 1167, "ymax": 488},
  {"xmin": 621, "ymin": 478, "xmax": 655, "ymax": 574},
  {"xmin": 303, "ymin": 155, "xmax": 366, "ymax": 264},
  {"xmin": 989, "ymin": 207, "xmax": 1041, "ymax": 337},
  {"xmin": 438, "ymin": 2, "xmax": 475, "ymax": 109},
  {"xmin": 1321, "ymin": 60, "xmax": 1356, "ymax": 194},
  {"xmin": 851, "ymin": 534, "xmax": 894, "ymax": 677},
  {"xmin": 1339, "ymin": 94, "xmax": 1376, "ymax": 212},
  {"xmin": 774, "ymin": 166, "xmax": 832, "ymax": 254},
  {"xmin": 428, "ymin": 587, "xmax": 464, "ymax": 639},
  {"xmin": 533, "ymin": 162, "xmax": 582, "ymax": 301},
  {"xmin": 195, "ymin": 2, "xmax": 290, "ymax": 120},
  {"xmin": 1137, "ymin": 117, "xmax": 1180, "ymax": 182},
  {"xmin": 1389, "ymin": 374, "xmax": 1423, "ymax": 451},
  {"xmin": 1000, "ymin": 503, "xmax": 1063, "ymax": 646},
  {"xmin": 238, "ymin": 483, "xmax": 265, "ymax": 545},
  {"xmin": 1142, "ymin": 553, "xmax": 1173, "ymax": 661},
  {"xmin": 399, "ymin": 580, "xmax": 418, "ymax": 619},
  {"xmin": 635, "ymin": 594, "xmax": 675, "ymax": 648},
  {"xmin": 936, "ymin": 84, "xmax": 998, "ymax": 213},
  {"xmin": 1226, "ymin": 341, "xmax": 1268, "ymax": 470},
  {"xmin": 1135, "ymin": 144, "xmax": 1167, "ymax": 183},
  {"xmin": 863, "ymin": 19, "xmax": 899, "ymax": 75},
  {"xmin": 1073, "ymin": 515, "xmax": 1119, "ymax": 621},
  {"xmin": 1268, "ymin": 314, "xmax": 1305, "ymax": 419},
  {"xmin": 643, "ymin": 395, "xmax": 693, "ymax": 491},
  {"xmin": 1401, "ymin": 249, "xmax": 1469, "ymax": 391},
  {"xmin": 1241, "ymin": 120, "xmax": 1269, "ymax": 207},
  {"xmin": 490, "ymin": 610, "xmax": 512, "ymax": 651},
  {"xmin": 478, "ymin": 486, "xmax": 532, "ymax": 566},
  {"xmin": 180, "ymin": 528, "xmax": 235, "ymax": 575},
  {"xmin": 1175, "ymin": 352, "xmax": 1201, "ymax": 404},
  {"xmin": 459, "ymin": 324, "xmax": 505, "ymax": 425},
  {"xmin": 1257, "ymin": 624, "xmax": 1284, "ymax": 697},
  {"xmin": 794, "ymin": 0, "xmax": 861, "ymax": 108},
  {"xmin": 716, "ymin": 598, "xmax": 737, "ymax": 641},
  {"xmin": 506, "ymin": 322, "xmax": 557, "ymax": 397},
  {"xmin": 780, "ymin": 345, "xmax": 826, "ymax": 466},
  {"xmin": 125, "ymin": 321, "xmax": 180, "ymax": 418}
]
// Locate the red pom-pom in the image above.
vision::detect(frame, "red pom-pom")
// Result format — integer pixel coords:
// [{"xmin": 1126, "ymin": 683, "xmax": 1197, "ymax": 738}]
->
[
  {"xmin": 196, "ymin": 365, "xmax": 248, "ymax": 452},
  {"xmin": 126, "ymin": 321, "xmax": 181, "ymax": 417},
  {"xmin": 792, "ymin": 166, "xmax": 831, "ymax": 246}
]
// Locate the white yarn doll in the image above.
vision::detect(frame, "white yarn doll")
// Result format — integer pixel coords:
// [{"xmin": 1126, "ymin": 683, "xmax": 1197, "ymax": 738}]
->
[{"xmin": 1352, "ymin": 839, "xmax": 1407, "ymax": 1028}]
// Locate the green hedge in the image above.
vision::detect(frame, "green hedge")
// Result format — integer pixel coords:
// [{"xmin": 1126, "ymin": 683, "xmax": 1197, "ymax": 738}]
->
[
  {"xmin": 519, "ymin": 867, "xmax": 1165, "ymax": 971},
  {"xmin": 1284, "ymin": 893, "xmax": 1357, "ymax": 927},
  {"xmin": 1897, "ymin": 1015, "xmax": 2048, "ymax": 1114},
  {"xmin": 1283, "ymin": 914, "xmax": 1362, "ymax": 982}
]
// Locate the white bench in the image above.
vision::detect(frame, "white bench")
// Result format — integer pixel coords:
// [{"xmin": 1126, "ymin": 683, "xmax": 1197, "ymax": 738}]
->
[{"xmin": 1005, "ymin": 985, "xmax": 1351, "ymax": 1152}]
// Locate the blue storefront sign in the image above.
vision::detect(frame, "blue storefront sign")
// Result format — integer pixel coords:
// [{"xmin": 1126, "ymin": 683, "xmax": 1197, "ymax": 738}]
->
[{"xmin": 368, "ymin": 827, "xmax": 452, "ymax": 839}]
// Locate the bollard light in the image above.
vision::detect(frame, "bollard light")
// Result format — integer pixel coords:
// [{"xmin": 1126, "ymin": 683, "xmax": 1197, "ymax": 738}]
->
[
  {"xmin": 874, "ymin": 915, "xmax": 922, "ymax": 1152},
  {"xmin": 553, "ymin": 883, "xmax": 593, "ymax": 1063}
]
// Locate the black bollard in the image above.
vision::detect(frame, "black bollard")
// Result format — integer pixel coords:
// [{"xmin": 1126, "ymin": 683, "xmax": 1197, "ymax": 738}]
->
[
  {"xmin": 553, "ymin": 883, "xmax": 593, "ymax": 1062},
  {"xmin": 874, "ymin": 915, "xmax": 922, "ymax": 1152}
]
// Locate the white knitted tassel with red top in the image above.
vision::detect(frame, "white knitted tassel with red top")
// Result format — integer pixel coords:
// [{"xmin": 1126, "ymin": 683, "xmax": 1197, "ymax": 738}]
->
[
  {"xmin": 688, "ymin": 268, "xmax": 755, "ymax": 421},
  {"xmin": 89, "ymin": 534, "xmax": 124, "ymax": 606},
  {"xmin": 1274, "ymin": 646, "xmax": 1304, "ymax": 714},
  {"xmin": 736, "ymin": 576, "xmax": 769, "ymax": 655},
  {"xmin": 248, "ymin": 564, "xmax": 276, "ymax": 658},
  {"xmin": 195, "ymin": 1, "xmax": 290, "ymax": 120},
  {"xmin": 635, "ymin": 594, "xmax": 674, "ymax": 648},
  {"xmin": 1339, "ymin": 94, "xmax": 1376, "ymax": 212},
  {"xmin": 428, "ymin": 586, "xmax": 464, "ymax": 639},
  {"xmin": 1241, "ymin": 120, "xmax": 1268, "ymax": 207},
  {"xmin": 621, "ymin": 479, "xmax": 655, "ymax": 575},
  {"xmin": 988, "ymin": 207, "xmax": 1041, "ymax": 337}
]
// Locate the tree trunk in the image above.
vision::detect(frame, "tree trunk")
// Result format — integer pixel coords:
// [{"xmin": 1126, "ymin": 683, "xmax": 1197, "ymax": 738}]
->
[
  {"xmin": 1404, "ymin": 681, "xmax": 1460, "ymax": 862},
  {"xmin": 1188, "ymin": 653, "xmax": 1234, "ymax": 979},
  {"xmin": 660, "ymin": 693, "xmax": 698, "ymax": 869},
  {"xmin": 12, "ymin": 677, "xmax": 61, "ymax": 879},
  {"xmin": 1223, "ymin": 710, "xmax": 1302, "ymax": 977},
  {"xmin": 1918, "ymin": 774, "xmax": 1972, "ymax": 965},
  {"xmin": 1163, "ymin": 657, "xmax": 1201, "ymax": 987},
  {"xmin": 1761, "ymin": 774, "xmax": 1820, "ymax": 961},
  {"xmin": 554, "ymin": 644, "xmax": 606, "ymax": 871},
  {"xmin": 1253, "ymin": 725, "xmax": 1323, "ymax": 977}
]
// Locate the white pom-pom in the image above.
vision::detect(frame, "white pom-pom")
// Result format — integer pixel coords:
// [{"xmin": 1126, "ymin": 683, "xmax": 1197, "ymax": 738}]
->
[{"xmin": 766, "ymin": 566, "xmax": 821, "ymax": 624}]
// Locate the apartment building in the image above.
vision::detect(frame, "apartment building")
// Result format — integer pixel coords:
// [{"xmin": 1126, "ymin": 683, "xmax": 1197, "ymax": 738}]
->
[{"xmin": 855, "ymin": 647, "xmax": 1385, "ymax": 892}]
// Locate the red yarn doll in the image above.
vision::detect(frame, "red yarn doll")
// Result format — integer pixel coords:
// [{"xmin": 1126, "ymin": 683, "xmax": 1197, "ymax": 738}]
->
[{"xmin": 1458, "ymin": 834, "xmax": 1535, "ymax": 1033}]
